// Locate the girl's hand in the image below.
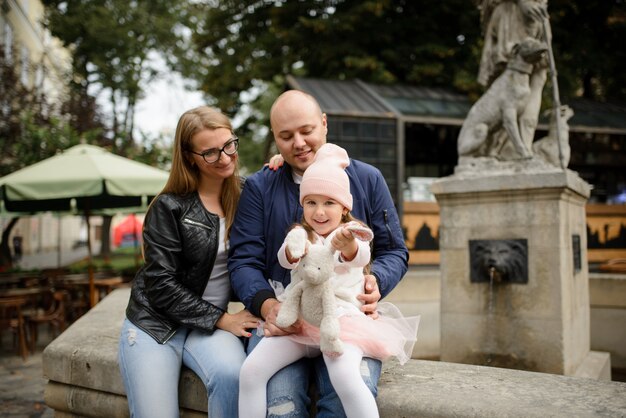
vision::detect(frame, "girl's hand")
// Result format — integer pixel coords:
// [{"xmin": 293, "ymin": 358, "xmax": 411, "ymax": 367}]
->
[
  {"xmin": 265, "ymin": 154, "xmax": 284, "ymax": 171},
  {"xmin": 216, "ymin": 309, "xmax": 261, "ymax": 337},
  {"xmin": 285, "ymin": 246, "xmax": 306, "ymax": 264},
  {"xmin": 332, "ymin": 227, "xmax": 357, "ymax": 261}
]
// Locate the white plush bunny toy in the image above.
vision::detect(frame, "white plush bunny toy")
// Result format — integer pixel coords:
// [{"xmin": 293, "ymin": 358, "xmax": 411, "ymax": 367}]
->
[
  {"xmin": 276, "ymin": 224, "xmax": 374, "ymax": 356},
  {"xmin": 276, "ymin": 238, "xmax": 341, "ymax": 354}
]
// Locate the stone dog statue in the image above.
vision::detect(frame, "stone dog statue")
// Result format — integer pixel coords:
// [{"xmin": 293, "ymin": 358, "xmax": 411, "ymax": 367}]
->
[
  {"xmin": 457, "ymin": 37, "xmax": 548, "ymax": 160},
  {"xmin": 532, "ymin": 104, "xmax": 574, "ymax": 168}
]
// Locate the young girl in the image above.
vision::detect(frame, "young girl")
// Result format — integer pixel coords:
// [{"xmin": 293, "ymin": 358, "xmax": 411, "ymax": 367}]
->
[{"xmin": 239, "ymin": 143, "xmax": 419, "ymax": 418}]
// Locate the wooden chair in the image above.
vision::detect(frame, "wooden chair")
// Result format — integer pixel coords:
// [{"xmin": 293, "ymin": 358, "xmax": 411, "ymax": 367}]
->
[
  {"xmin": 52, "ymin": 275, "xmax": 90, "ymax": 321},
  {"xmin": 0, "ymin": 296, "xmax": 29, "ymax": 360},
  {"xmin": 24, "ymin": 290, "xmax": 68, "ymax": 352}
]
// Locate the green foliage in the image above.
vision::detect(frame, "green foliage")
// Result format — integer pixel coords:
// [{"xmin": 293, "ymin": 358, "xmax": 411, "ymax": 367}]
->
[
  {"xmin": 0, "ymin": 44, "xmax": 103, "ymax": 268},
  {"xmin": 185, "ymin": 0, "xmax": 625, "ymax": 118},
  {"xmin": 187, "ymin": 0, "xmax": 482, "ymax": 116},
  {"xmin": 37, "ymin": 0, "xmax": 625, "ymax": 175},
  {"xmin": 549, "ymin": 0, "xmax": 626, "ymax": 102},
  {"xmin": 42, "ymin": 0, "xmax": 196, "ymax": 149},
  {"xmin": 127, "ymin": 131, "xmax": 173, "ymax": 169},
  {"xmin": 0, "ymin": 44, "xmax": 99, "ymax": 177},
  {"xmin": 231, "ymin": 80, "xmax": 283, "ymax": 174},
  {"xmin": 67, "ymin": 246, "xmax": 143, "ymax": 275}
]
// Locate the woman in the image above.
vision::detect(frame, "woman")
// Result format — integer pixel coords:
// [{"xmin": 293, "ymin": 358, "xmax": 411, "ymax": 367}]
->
[{"xmin": 118, "ymin": 106, "xmax": 260, "ymax": 417}]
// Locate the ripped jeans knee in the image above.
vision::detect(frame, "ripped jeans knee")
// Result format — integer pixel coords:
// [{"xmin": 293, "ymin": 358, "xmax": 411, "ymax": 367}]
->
[
  {"xmin": 125, "ymin": 327, "xmax": 137, "ymax": 345},
  {"xmin": 267, "ymin": 396, "xmax": 303, "ymax": 418}
]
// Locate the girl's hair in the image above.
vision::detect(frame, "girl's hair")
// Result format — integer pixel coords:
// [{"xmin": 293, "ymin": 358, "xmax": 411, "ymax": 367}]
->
[
  {"xmin": 158, "ymin": 106, "xmax": 241, "ymax": 237},
  {"xmin": 300, "ymin": 211, "xmax": 356, "ymax": 242}
]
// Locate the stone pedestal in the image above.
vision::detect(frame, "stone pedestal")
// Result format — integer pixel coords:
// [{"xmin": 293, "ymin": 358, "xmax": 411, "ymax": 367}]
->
[{"xmin": 431, "ymin": 168, "xmax": 608, "ymax": 376}]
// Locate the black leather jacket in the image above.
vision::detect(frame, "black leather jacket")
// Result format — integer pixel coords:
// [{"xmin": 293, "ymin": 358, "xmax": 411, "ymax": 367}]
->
[{"xmin": 125, "ymin": 192, "xmax": 225, "ymax": 344}]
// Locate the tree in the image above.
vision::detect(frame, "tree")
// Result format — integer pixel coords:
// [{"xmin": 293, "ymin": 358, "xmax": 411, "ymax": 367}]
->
[
  {"xmin": 188, "ymin": 0, "xmax": 482, "ymax": 115},
  {"xmin": 0, "ymin": 218, "xmax": 19, "ymax": 270},
  {"xmin": 42, "ymin": 0, "xmax": 196, "ymax": 152},
  {"xmin": 183, "ymin": 0, "xmax": 484, "ymax": 165},
  {"xmin": 549, "ymin": 0, "xmax": 626, "ymax": 102},
  {"xmin": 42, "ymin": 0, "xmax": 195, "ymax": 260},
  {"xmin": 0, "ymin": 43, "xmax": 100, "ymax": 269},
  {"xmin": 187, "ymin": 0, "xmax": 625, "ymax": 114}
]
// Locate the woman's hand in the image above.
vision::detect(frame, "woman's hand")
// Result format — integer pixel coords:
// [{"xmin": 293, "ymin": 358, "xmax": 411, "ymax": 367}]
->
[
  {"xmin": 265, "ymin": 154, "xmax": 284, "ymax": 171},
  {"xmin": 216, "ymin": 309, "xmax": 261, "ymax": 337}
]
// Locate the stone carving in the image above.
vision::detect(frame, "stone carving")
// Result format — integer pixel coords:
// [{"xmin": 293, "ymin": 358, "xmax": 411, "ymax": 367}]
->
[
  {"xmin": 469, "ymin": 239, "xmax": 528, "ymax": 284},
  {"xmin": 532, "ymin": 105, "xmax": 573, "ymax": 168},
  {"xmin": 458, "ymin": 0, "xmax": 575, "ymax": 169},
  {"xmin": 478, "ymin": 0, "xmax": 549, "ymax": 148},
  {"xmin": 457, "ymin": 37, "xmax": 547, "ymax": 160}
]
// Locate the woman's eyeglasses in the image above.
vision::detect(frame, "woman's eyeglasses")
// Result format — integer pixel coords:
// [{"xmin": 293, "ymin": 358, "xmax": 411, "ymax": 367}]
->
[{"xmin": 188, "ymin": 137, "xmax": 239, "ymax": 164}]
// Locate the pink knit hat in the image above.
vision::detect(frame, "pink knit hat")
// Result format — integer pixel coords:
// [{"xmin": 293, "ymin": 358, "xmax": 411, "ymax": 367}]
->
[{"xmin": 300, "ymin": 143, "xmax": 353, "ymax": 210}]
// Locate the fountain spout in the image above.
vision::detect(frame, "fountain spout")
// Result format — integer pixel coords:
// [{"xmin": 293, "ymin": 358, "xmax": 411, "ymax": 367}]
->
[
  {"xmin": 469, "ymin": 239, "xmax": 528, "ymax": 284},
  {"xmin": 489, "ymin": 266, "xmax": 503, "ymax": 283}
]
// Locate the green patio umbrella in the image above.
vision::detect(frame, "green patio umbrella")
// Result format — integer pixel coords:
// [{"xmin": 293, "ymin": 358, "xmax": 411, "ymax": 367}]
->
[{"xmin": 0, "ymin": 144, "xmax": 169, "ymax": 306}]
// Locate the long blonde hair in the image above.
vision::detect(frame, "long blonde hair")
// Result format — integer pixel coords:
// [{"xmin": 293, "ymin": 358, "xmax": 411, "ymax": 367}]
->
[{"xmin": 159, "ymin": 106, "xmax": 241, "ymax": 237}]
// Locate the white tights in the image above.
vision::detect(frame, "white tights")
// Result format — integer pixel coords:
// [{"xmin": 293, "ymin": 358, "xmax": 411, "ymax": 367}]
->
[{"xmin": 239, "ymin": 336, "xmax": 379, "ymax": 418}]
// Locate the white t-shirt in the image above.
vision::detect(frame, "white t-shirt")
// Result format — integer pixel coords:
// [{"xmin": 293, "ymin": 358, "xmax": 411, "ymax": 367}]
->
[{"xmin": 202, "ymin": 218, "xmax": 230, "ymax": 310}]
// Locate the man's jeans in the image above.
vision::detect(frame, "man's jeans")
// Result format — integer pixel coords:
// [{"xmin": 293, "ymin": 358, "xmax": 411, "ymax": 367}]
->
[
  {"xmin": 247, "ymin": 331, "xmax": 382, "ymax": 417},
  {"xmin": 118, "ymin": 318, "xmax": 246, "ymax": 417}
]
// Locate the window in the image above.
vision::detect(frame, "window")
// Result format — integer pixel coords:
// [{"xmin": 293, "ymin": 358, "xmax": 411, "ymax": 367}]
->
[
  {"xmin": 20, "ymin": 46, "xmax": 29, "ymax": 86},
  {"xmin": 3, "ymin": 22, "xmax": 13, "ymax": 62}
]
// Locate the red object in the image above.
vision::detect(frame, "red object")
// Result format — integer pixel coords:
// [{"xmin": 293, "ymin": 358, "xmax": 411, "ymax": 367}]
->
[{"xmin": 113, "ymin": 214, "xmax": 143, "ymax": 247}]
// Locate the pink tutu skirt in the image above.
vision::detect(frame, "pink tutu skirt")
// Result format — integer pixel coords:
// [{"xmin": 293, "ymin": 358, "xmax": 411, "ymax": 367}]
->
[{"xmin": 286, "ymin": 302, "xmax": 420, "ymax": 365}]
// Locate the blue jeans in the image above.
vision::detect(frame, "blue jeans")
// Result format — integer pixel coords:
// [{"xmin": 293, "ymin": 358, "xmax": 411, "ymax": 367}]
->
[
  {"xmin": 118, "ymin": 318, "xmax": 246, "ymax": 417},
  {"xmin": 246, "ymin": 332, "xmax": 382, "ymax": 417}
]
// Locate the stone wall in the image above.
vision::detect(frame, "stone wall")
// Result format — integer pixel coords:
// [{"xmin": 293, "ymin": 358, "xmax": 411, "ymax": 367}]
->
[{"xmin": 43, "ymin": 288, "xmax": 626, "ymax": 417}]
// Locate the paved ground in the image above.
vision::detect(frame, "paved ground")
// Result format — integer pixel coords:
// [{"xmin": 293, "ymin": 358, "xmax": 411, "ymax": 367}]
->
[
  {"xmin": 0, "ymin": 327, "xmax": 54, "ymax": 418},
  {"xmin": 16, "ymin": 247, "xmax": 90, "ymax": 271}
]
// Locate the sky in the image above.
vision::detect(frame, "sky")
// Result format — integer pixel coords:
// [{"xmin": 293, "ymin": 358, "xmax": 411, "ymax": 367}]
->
[{"xmin": 134, "ymin": 70, "xmax": 205, "ymax": 141}]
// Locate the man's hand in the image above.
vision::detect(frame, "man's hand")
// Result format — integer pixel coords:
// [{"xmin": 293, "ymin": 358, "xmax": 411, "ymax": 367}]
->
[
  {"xmin": 357, "ymin": 274, "xmax": 381, "ymax": 319},
  {"xmin": 260, "ymin": 298, "xmax": 302, "ymax": 337}
]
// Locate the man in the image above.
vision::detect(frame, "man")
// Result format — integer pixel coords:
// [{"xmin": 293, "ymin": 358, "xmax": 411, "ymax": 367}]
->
[{"xmin": 229, "ymin": 90, "xmax": 408, "ymax": 417}]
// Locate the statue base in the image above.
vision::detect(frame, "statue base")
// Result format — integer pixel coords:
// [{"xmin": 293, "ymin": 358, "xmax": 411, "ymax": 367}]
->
[{"xmin": 431, "ymin": 166, "xmax": 609, "ymax": 376}]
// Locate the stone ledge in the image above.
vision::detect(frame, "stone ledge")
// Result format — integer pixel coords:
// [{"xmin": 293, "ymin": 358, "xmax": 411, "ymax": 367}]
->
[
  {"xmin": 43, "ymin": 288, "xmax": 626, "ymax": 417},
  {"xmin": 379, "ymin": 360, "xmax": 625, "ymax": 417},
  {"xmin": 431, "ymin": 168, "xmax": 591, "ymax": 198}
]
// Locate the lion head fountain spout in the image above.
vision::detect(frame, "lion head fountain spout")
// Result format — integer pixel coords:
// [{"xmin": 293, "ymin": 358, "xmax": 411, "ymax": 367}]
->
[
  {"xmin": 488, "ymin": 266, "xmax": 503, "ymax": 283},
  {"xmin": 470, "ymin": 239, "xmax": 528, "ymax": 284}
]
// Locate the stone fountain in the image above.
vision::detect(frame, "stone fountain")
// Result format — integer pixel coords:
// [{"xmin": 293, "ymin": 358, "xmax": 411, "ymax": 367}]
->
[
  {"xmin": 430, "ymin": 1, "xmax": 610, "ymax": 378},
  {"xmin": 431, "ymin": 165, "xmax": 612, "ymax": 377}
]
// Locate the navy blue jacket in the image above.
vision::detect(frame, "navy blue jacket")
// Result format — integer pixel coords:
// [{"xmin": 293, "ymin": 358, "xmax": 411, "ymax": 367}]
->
[{"xmin": 228, "ymin": 160, "xmax": 408, "ymax": 318}]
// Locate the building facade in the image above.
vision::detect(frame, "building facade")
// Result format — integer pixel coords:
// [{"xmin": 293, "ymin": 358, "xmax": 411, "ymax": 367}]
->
[
  {"xmin": 286, "ymin": 75, "xmax": 626, "ymax": 267},
  {"xmin": 1, "ymin": 0, "xmax": 71, "ymax": 103},
  {"xmin": 1, "ymin": 0, "xmax": 77, "ymax": 266}
]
